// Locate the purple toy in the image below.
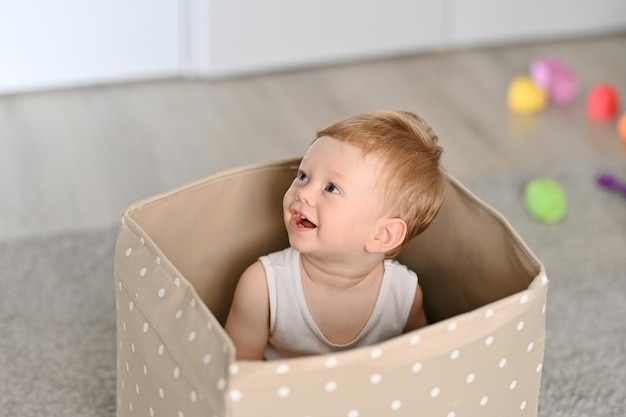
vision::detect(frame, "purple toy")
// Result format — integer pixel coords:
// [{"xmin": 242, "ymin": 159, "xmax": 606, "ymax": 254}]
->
[
  {"xmin": 531, "ymin": 58, "xmax": 579, "ymax": 106},
  {"xmin": 597, "ymin": 173, "xmax": 626, "ymax": 197}
]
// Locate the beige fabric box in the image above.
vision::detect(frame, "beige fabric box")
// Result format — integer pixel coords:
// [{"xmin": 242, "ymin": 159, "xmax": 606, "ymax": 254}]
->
[{"xmin": 114, "ymin": 158, "xmax": 547, "ymax": 417}]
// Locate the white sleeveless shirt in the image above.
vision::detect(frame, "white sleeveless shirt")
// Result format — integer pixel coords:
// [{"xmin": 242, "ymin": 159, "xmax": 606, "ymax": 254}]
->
[{"xmin": 261, "ymin": 247, "xmax": 418, "ymax": 360}]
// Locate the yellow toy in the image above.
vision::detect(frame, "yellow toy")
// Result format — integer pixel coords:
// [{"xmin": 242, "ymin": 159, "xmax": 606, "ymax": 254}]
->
[{"xmin": 507, "ymin": 76, "xmax": 547, "ymax": 114}]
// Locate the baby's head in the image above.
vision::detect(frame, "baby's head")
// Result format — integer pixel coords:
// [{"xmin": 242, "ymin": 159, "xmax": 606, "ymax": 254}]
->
[{"xmin": 315, "ymin": 110, "xmax": 446, "ymax": 257}]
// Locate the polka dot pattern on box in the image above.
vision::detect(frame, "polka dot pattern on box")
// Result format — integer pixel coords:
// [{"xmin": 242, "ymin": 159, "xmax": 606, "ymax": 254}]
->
[
  {"xmin": 116, "ymin": 226, "xmax": 233, "ymax": 417},
  {"xmin": 115, "ymin": 220, "xmax": 547, "ymax": 417},
  {"xmin": 225, "ymin": 285, "xmax": 547, "ymax": 417}
]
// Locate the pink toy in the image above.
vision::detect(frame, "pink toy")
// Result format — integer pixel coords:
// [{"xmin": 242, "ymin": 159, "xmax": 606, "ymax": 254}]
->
[
  {"xmin": 586, "ymin": 83, "xmax": 620, "ymax": 121},
  {"xmin": 530, "ymin": 58, "xmax": 579, "ymax": 106},
  {"xmin": 597, "ymin": 173, "xmax": 626, "ymax": 197}
]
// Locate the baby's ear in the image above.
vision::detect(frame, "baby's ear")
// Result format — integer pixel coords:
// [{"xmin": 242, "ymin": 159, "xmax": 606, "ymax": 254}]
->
[{"xmin": 366, "ymin": 217, "xmax": 407, "ymax": 254}]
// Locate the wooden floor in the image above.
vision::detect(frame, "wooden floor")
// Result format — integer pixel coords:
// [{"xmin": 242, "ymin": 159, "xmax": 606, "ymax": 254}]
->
[{"xmin": 1, "ymin": 33, "xmax": 625, "ymax": 241}]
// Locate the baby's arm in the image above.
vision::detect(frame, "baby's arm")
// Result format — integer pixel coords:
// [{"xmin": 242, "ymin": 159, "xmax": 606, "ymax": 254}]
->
[
  {"xmin": 403, "ymin": 283, "xmax": 428, "ymax": 332},
  {"xmin": 224, "ymin": 261, "xmax": 270, "ymax": 360}
]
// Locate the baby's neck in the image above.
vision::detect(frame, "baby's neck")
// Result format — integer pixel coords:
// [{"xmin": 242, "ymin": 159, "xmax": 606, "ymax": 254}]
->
[{"xmin": 300, "ymin": 253, "xmax": 385, "ymax": 291}]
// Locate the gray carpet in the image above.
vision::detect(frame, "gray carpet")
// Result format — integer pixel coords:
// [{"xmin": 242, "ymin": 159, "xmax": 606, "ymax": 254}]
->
[
  {"xmin": 1, "ymin": 161, "xmax": 625, "ymax": 417},
  {"xmin": 0, "ymin": 227, "xmax": 118, "ymax": 417}
]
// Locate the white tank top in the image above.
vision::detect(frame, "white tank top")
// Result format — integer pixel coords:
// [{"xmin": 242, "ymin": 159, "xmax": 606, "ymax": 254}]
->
[{"xmin": 261, "ymin": 247, "xmax": 418, "ymax": 360}]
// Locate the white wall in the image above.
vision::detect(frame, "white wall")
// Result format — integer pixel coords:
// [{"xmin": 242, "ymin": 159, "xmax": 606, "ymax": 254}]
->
[{"xmin": 1, "ymin": 0, "xmax": 625, "ymax": 94}]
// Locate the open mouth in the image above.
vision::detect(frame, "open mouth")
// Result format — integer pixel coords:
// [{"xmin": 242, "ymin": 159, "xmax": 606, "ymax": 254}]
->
[{"xmin": 295, "ymin": 212, "xmax": 317, "ymax": 229}]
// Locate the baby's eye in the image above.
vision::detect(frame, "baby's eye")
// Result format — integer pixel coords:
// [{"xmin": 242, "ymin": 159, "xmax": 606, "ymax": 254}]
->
[
  {"xmin": 296, "ymin": 171, "xmax": 308, "ymax": 183},
  {"xmin": 325, "ymin": 183, "xmax": 340, "ymax": 194}
]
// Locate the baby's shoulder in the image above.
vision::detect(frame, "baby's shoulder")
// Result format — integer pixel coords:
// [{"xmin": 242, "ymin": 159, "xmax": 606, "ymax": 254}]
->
[{"xmin": 239, "ymin": 260, "xmax": 266, "ymax": 284}]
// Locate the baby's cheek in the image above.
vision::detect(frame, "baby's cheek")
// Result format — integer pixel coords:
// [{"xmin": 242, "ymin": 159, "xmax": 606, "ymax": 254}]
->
[{"xmin": 282, "ymin": 189, "xmax": 293, "ymax": 208}]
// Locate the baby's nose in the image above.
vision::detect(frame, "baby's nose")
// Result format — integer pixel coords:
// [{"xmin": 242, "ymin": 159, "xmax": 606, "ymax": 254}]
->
[{"xmin": 295, "ymin": 186, "xmax": 314, "ymax": 205}]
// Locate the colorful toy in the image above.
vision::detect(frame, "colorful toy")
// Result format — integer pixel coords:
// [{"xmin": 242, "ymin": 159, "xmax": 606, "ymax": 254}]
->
[
  {"xmin": 597, "ymin": 173, "xmax": 626, "ymax": 197},
  {"xmin": 507, "ymin": 76, "xmax": 547, "ymax": 114},
  {"xmin": 586, "ymin": 83, "xmax": 620, "ymax": 120},
  {"xmin": 530, "ymin": 58, "xmax": 579, "ymax": 106},
  {"xmin": 618, "ymin": 112, "xmax": 626, "ymax": 143},
  {"xmin": 524, "ymin": 178, "xmax": 567, "ymax": 223}
]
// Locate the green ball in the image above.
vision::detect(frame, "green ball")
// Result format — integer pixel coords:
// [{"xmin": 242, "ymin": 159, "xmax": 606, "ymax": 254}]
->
[{"xmin": 524, "ymin": 178, "xmax": 567, "ymax": 223}]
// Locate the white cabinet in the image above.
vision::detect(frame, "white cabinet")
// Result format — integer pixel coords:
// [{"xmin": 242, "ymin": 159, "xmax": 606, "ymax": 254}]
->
[
  {"xmin": 194, "ymin": 0, "xmax": 445, "ymax": 77},
  {"xmin": 0, "ymin": 0, "xmax": 181, "ymax": 94},
  {"xmin": 191, "ymin": 0, "xmax": 626, "ymax": 77},
  {"xmin": 447, "ymin": 0, "xmax": 626, "ymax": 47},
  {"xmin": 0, "ymin": 0, "xmax": 624, "ymax": 94}
]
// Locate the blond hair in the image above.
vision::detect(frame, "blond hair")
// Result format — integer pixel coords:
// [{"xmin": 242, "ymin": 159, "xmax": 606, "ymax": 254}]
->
[{"xmin": 315, "ymin": 110, "xmax": 446, "ymax": 257}]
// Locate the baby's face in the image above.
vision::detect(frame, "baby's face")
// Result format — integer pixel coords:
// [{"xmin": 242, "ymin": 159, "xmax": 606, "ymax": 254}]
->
[{"xmin": 283, "ymin": 136, "xmax": 386, "ymax": 260}]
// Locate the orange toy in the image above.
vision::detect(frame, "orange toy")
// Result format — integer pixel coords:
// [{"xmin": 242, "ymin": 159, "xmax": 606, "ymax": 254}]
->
[{"xmin": 618, "ymin": 112, "xmax": 626, "ymax": 143}]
